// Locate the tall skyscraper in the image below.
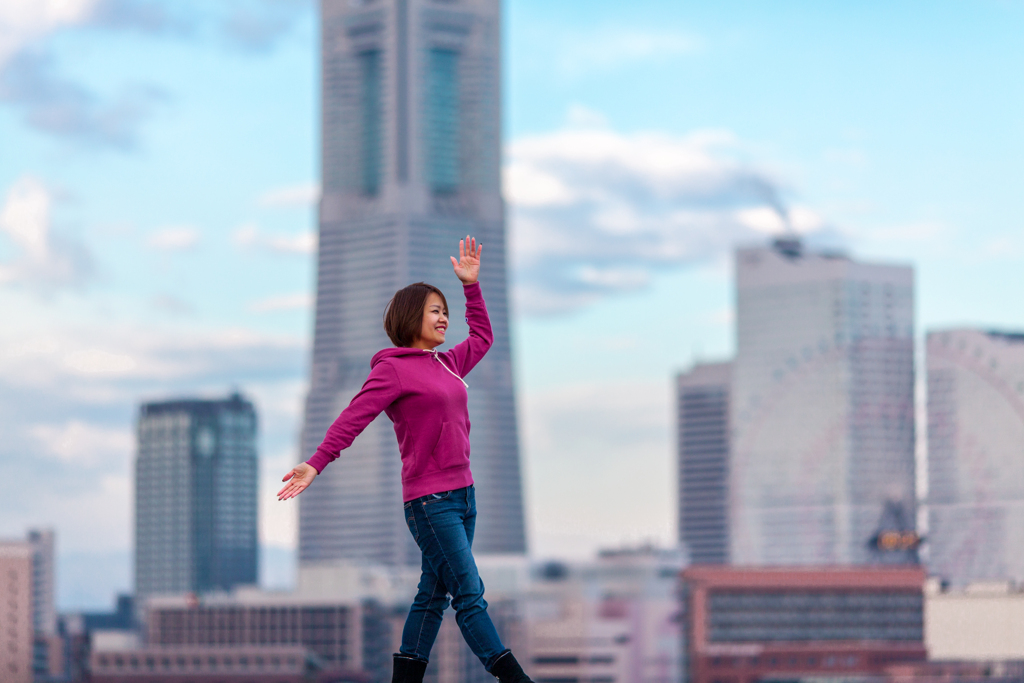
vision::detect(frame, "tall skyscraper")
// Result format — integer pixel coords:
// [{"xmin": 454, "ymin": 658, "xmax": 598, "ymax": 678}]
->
[
  {"xmin": 26, "ymin": 530, "xmax": 55, "ymax": 637},
  {"xmin": 730, "ymin": 238, "xmax": 916, "ymax": 565},
  {"xmin": 134, "ymin": 393, "xmax": 258, "ymax": 599},
  {"xmin": 300, "ymin": 0, "xmax": 524, "ymax": 566},
  {"xmin": 676, "ymin": 362, "xmax": 731, "ymax": 565},
  {"xmin": 927, "ymin": 329, "xmax": 1024, "ymax": 586}
]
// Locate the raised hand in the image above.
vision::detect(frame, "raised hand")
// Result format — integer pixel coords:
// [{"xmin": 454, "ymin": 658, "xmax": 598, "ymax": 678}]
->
[
  {"xmin": 451, "ymin": 235, "xmax": 482, "ymax": 284},
  {"xmin": 277, "ymin": 462, "xmax": 318, "ymax": 501}
]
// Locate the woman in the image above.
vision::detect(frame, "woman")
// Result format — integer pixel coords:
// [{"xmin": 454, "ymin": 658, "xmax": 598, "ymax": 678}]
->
[{"xmin": 278, "ymin": 236, "xmax": 533, "ymax": 683}]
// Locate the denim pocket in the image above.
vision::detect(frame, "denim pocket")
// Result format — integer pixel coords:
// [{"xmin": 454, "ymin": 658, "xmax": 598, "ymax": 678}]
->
[
  {"xmin": 405, "ymin": 506, "xmax": 419, "ymax": 541},
  {"xmin": 423, "ymin": 490, "xmax": 452, "ymax": 504}
]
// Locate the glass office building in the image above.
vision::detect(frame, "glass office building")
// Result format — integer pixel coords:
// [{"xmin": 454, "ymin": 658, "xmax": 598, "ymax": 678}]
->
[
  {"xmin": 730, "ymin": 238, "xmax": 916, "ymax": 565},
  {"xmin": 676, "ymin": 362, "xmax": 732, "ymax": 565},
  {"xmin": 134, "ymin": 394, "xmax": 258, "ymax": 599},
  {"xmin": 301, "ymin": 0, "xmax": 525, "ymax": 566},
  {"xmin": 927, "ymin": 329, "xmax": 1024, "ymax": 586}
]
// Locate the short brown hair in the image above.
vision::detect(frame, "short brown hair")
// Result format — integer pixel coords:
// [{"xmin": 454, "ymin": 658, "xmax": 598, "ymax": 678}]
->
[{"xmin": 384, "ymin": 282, "xmax": 448, "ymax": 347}]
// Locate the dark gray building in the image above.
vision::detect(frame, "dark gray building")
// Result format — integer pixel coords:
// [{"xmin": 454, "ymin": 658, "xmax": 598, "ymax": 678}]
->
[
  {"xmin": 134, "ymin": 394, "xmax": 258, "ymax": 599},
  {"xmin": 676, "ymin": 362, "xmax": 731, "ymax": 565},
  {"xmin": 300, "ymin": 0, "xmax": 525, "ymax": 566}
]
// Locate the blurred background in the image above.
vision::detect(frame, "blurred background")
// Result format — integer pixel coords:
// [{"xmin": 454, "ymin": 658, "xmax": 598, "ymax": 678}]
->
[{"xmin": 2, "ymin": 1, "xmax": 1024, "ymax": 682}]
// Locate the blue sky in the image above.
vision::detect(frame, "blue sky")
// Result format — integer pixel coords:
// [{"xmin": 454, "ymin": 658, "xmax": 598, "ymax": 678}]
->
[{"xmin": 1, "ymin": 0, "xmax": 1022, "ymax": 609}]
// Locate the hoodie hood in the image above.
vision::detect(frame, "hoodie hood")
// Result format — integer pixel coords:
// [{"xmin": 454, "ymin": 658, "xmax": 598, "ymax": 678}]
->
[{"xmin": 371, "ymin": 346, "xmax": 433, "ymax": 367}]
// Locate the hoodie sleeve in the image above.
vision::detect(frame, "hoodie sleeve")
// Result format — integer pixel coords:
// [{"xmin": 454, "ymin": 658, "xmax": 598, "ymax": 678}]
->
[
  {"xmin": 441, "ymin": 282, "xmax": 494, "ymax": 377},
  {"xmin": 306, "ymin": 360, "xmax": 403, "ymax": 473}
]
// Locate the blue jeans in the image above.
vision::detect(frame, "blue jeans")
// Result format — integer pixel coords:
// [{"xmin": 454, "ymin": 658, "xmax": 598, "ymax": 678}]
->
[{"xmin": 400, "ymin": 485, "xmax": 506, "ymax": 669}]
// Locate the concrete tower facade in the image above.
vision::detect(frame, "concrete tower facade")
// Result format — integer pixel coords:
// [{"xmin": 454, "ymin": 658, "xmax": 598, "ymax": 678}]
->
[
  {"xmin": 927, "ymin": 329, "xmax": 1024, "ymax": 586},
  {"xmin": 134, "ymin": 394, "xmax": 258, "ymax": 599},
  {"xmin": 300, "ymin": 0, "xmax": 525, "ymax": 566},
  {"xmin": 0, "ymin": 544, "xmax": 32, "ymax": 683},
  {"xmin": 730, "ymin": 238, "xmax": 916, "ymax": 566}
]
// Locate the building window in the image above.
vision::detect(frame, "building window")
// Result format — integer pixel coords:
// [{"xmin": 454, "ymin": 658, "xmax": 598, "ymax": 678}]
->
[
  {"xmin": 427, "ymin": 48, "xmax": 459, "ymax": 193},
  {"xmin": 359, "ymin": 49, "xmax": 383, "ymax": 196}
]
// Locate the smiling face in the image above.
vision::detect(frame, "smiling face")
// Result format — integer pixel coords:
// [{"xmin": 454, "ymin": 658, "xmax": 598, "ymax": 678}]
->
[{"xmin": 412, "ymin": 292, "xmax": 448, "ymax": 349}]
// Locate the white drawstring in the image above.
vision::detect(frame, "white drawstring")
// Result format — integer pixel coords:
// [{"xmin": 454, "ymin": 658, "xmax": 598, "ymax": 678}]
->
[{"xmin": 426, "ymin": 349, "xmax": 468, "ymax": 387}]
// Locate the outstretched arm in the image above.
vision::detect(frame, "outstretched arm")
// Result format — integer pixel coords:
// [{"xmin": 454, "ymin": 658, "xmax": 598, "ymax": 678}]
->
[
  {"xmin": 277, "ymin": 360, "xmax": 402, "ymax": 500},
  {"xmin": 443, "ymin": 235, "xmax": 494, "ymax": 377}
]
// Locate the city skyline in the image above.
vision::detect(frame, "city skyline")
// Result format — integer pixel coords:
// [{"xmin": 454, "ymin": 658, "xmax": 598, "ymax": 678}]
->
[{"xmin": 2, "ymin": 1, "xmax": 1024, "ymax": 609}]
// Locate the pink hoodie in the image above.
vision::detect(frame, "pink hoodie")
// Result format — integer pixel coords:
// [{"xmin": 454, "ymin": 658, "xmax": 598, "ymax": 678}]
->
[{"xmin": 306, "ymin": 282, "xmax": 493, "ymax": 501}]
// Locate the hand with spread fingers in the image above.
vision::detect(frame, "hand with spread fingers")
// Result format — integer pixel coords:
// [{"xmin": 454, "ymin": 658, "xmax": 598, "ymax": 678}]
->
[
  {"xmin": 451, "ymin": 235, "xmax": 482, "ymax": 284},
  {"xmin": 278, "ymin": 462, "xmax": 318, "ymax": 501}
]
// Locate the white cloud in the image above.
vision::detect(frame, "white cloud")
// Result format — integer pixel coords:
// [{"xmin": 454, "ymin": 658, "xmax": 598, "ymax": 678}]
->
[
  {"xmin": 147, "ymin": 225, "xmax": 200, "ymax": 251},
  {"xmin": 0, "ymin": 0, "xmax": 98, "ymax": 67},
  {"xmin": 257, "ymin": 182, "xmax": 320, "ymax": 208},
  {"xmin": 736, "ymin": 206, "xmax": 786, "ymax": 234},
  {"xmin": 504, "ymin": 162, "xmax": 575, "ymax": 208},
  {"xmin": 0, "ymin": 324, "xmax": 307, "ymax": 556},
  {"xmin": 575, "ymin": 265, "xmax": 649, "ymax": 290},
  {"xmin": 0, "ymin": 175, "xmax": 92, "ymax": 290},
  {"xmin": 64, "ymin": 348, "xmax": 137, "ymax": 375},
  {"xmin": 0, "ymin": 176, "xmax": 49, "ymax": 261},
  {"xmin": 1, "ymin": 472, "xmax": 133, "ymax": 554},
  {"xmin": 233, "ymin": 223, "xmax": 316, "ymax": 254},
  {"xmin": 30, "ymin": 419, "xmax": 131, "ymax": 467},
  {"xmin": 0, "ymin": 325, "xmax": 304, "ymax": 396},
  {"xmin": 247, "ymin": 293, "xmax": 313, "ymax": 313},
  {"xmin": 504, "ymin": 123, "xmax": 831, "ymax": 314},
  {"xmin": 787, "ymin": 205, "xmax": 827, "ymax": 233}
]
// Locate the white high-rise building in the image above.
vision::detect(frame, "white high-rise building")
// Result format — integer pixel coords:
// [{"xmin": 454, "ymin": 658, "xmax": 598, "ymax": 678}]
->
[
  {"xmin": 730, "ymin": 238, "xmax": 916, "ymax": 565},
  {"xmin": 300, "ymin": 0, "xmax": 525, "ymax": 566},
  {"xmin": 927, "ymin": 329, "xmax": 1024, "ymax": 586}
]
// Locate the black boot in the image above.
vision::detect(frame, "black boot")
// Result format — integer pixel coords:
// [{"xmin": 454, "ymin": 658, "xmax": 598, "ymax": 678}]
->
[
  {"xmin": 489, "ymin": 650, "xmax": 534, "ymax": 683},
  {"xmin": 392, "ymin": 653, "xmax": 428, "ymax": 683}
]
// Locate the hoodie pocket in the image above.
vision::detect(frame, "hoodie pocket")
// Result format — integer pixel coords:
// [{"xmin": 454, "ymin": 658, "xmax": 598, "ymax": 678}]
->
[{"xmin": 430, "ymin": 421, "xmax": 469, "ymax": 470}]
